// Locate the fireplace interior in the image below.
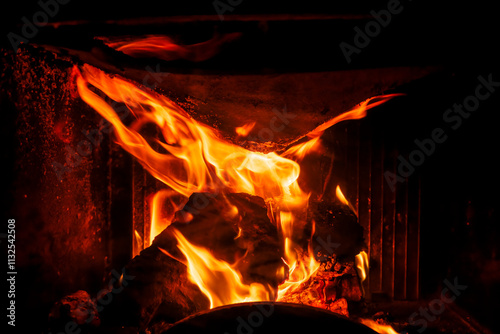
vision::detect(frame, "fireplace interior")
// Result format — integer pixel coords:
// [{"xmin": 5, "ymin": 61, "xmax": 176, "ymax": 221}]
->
[{"xmin": 2, "ymin": 1, "xmax": 499, "ymax": 333}]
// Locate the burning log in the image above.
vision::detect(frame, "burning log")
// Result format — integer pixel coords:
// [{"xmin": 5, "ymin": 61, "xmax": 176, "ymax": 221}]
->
[
  {"xmin": 277, "ymin": 201, "xmax": 365, "ymax": 315},
  {"xmin": 310, "ymin": 201, "xmax": 365, "ymax": 261},
  {"xmin": 98, "ymin": 241, "xmax": 208, "ymax": 329},
  {"xmin": 165, "ymin": 192, "xmax": 286, "ymax": 289},
  {"xmin": 99, "ymin": 192, "xmax": 285, "ymax": 330},
  {"xmin": 163, "ymin": 302, "xmax": 379, "ymax": 334}
]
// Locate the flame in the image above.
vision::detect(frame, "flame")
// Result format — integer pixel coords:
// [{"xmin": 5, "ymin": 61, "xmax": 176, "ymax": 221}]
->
[
  {"xmin": 304, "ymin": 94, "xmax": 403, "ymax": 139},
  {"xmin": 282, "ymin": 137, "xmax": 321, "ymax": 161},
  {"xmin": 75, "ymin": 64, "xmax": 302, "ymax": 204},
  {"xmin": 99, "ymin": 33, "xmax": 241, "ymax": 62},
  {"xmin": 74, "ymin": 64, "xmax": 399, "ymax": 308},
  {"xmin": 355, "ymin": 251, "xmax": 369, "ymax": 283},
  {"xmin": 355, "ymin": 250, "xmax": 369, "ymax": 297},
  {"xmin": 276, "ymin": 212, "xmax": 320, "ymax": 300},
  {"xmin": 148, "ymin": 189, "xmax": 183, "ymax": 246},
  {"xmin": 172, "ymin": 228, "xmax": 272, "ymax": 308},
  {"xmin": 359, "ymin": 319, "xmax": 399, "ymax": 334},
  {"xmin": 336, "ymin": 185, "xmax": 358, "ymax": 215},
  {"xmin": 336, "ymin": 185, "xmax": 349, "ymax": 205},
  {"xmin": 282, "ymin": 93, "xmax": 403, "ymax": 160},
  {"xmin": 235, "ymin": 121, "xmax": 256, "ymax": 137},
  {"xmin": 133, "ymin": 230, "xmax": 143, "ymax": 257}
]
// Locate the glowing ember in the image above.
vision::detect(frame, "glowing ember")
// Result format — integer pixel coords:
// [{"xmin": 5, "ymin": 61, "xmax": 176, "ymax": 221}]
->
[
  {"xmin": 74, "ymin": 64, "xmax": 400, "ymax": 309},
  {"xmin": 235, "ymin": 121, "xmax": 256, "ymax": 137}
]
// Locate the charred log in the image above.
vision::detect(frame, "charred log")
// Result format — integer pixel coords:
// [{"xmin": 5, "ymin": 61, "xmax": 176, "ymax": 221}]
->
[
  {"xmin": 99, "ymin": 192, "xmax": 285, "ymax": 330},
  {"xmin": 309, "ymin": 201, "xmax": 365, "ymax": 261}
]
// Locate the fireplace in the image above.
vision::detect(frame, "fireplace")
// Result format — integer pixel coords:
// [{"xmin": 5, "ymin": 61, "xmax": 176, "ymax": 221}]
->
[{"xmin": 2, "ymin": 1, "xmax": 499, "ymax": 333}]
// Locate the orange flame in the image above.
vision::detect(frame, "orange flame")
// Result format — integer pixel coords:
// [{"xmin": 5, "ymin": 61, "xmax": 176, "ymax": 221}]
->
[
  {"xmin": 336, "ymin": 185, "xmax": 357, "ymax": 215},
  {"xmin": 133, "ymin": 230, "xmax": 143, "ymax": 257},
  {"xmin": 172, "ymin": 229, "xmax": 273, "ymax": 308},
  {"xmin": 359, "ymin": 319, "xmax": 399, "ymax": 334},
  {"xmin": 336, "ymin": 185, "xmax": 349, "ymax": 205},
  {"xmin": 107, "ymin": 35, "xmax": 187, "ymax": 60},
  {"xmin": 276, "ymin": 213, "xmax": 320, "ymax": 300},
  {"xmin": 282, "ymin": 93, "xmax": 403, "ymax": 160},
  {"xmin": 355, "ymin": 251, "xmax": 369, "ymax": 283},
  {"xmin": 99, "ymin": 33, "xmax": 241, "ymax": 62},
  {"xmin": 74, "ymin": 64, "xmax": 400, "ymax": 308},
  {"xmin": 355, "ymin": 250, "xmax": 369, "ymax": 297},
  {"xmin": 148, "ymin": 189, "xmax": 185, "ymax": 246},
  {"xmin": 75, "ymin": 64, "xmax": 302, "ymax": 204}
]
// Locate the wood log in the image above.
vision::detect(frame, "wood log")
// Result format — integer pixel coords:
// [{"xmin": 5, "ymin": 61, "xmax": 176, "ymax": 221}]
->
[
  {"xmin": 309, "ymin": 201, "xmax": 365, "ymax": 261},
  {"xmin": 99, "ymin": 192, "xmax": 285, "ymax": 330},
  {"xmin": 277, "ymin": 201, "xmax": 364, "ymax": 315}
]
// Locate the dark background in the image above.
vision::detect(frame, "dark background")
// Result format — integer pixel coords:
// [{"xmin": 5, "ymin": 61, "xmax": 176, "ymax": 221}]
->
[{"xmin": 0, "ymin": 0, "xmax": 498, "ymax": 70}]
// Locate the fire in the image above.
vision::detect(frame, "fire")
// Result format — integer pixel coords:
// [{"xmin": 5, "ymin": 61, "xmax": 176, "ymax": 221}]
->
[
  {"xmin": 105, "ymin": 35, "xmax": 188, "ymax": 60},
  {"xmin": 355, "ymin": 251, "xmax": 369, "ymax": 283},
  {"xmin": 133, "ymin": 230, "xmax": 143, "ymax": 257},
  {"xmin": 355, "ymin": 250, "xmax": 369, "ymax": 296},
  {"xmin": 235, "ymin": 121, "xmax": 256, "ymax": 137},
  {"xmin": 74, "ymin": 64, "xmax": 400, "ymax": 309},
  {"xmin": 148, "ymin": 189, "xmax": 184, "ymax": 246},
  {"xmin": 98, "ymin": 33, "xmax": 241, "ymax": 62},
  {"xmin": 276, "ymin": 213, "xmax": 320, "ymax": 300},
  {"xmin": 336, "ymin": 185, "xmax": 349, "ymax": 205},
  {"xmin": 336, "ymin": 185, "xmax": 358, "ymax": 216},
  {"xmin": 172, "ymin": 229, "xmax": 272, "ymax": 308},
  {"xmin": 359, "ymin": 319, "xmax": 399, "ymax": 334},
  {"xmin": 75, "ymin": 64, "xmax": 302, "ymax": 203}
]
